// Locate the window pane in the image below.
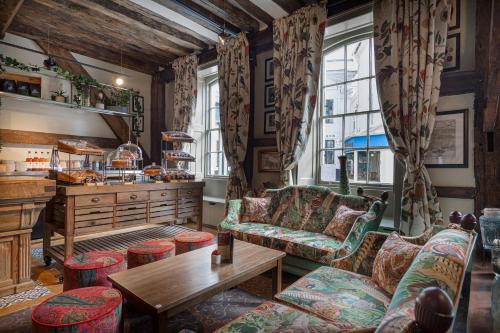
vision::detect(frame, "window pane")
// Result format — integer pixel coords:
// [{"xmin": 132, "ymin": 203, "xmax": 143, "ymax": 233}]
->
[
  {"xmin": 357, "ymin": 151, "xmax": 368, "ymax": 182},
  {"xmin": 346, "ymin": 79, "xmax": 370, "ymax": 113},
  {"xmin": 209, "ymin": 108, "xmax": 220, "ymax": 129},
  {"xmin": 323, "ymin": 85, "xmax": 345, "ymax": 116},
  {"xmin": 209, "ymin": 130, "xmax": 221, "ymax": 152},
  {"xmin": 344, "ymin": 114, "xmax": 368, "ymax": 150},
  {"xmin": 321, "ymin": 118, "xmax": 342, "ymax": 149},
  {"xmin": 370, "ymin": 38, "xmax": 375, "ymax": 76},
  {"xmin": 209, "ymin": 82, "xmax": 219, "ymax": 109},
  {"xmin": 207, "ymin": 152, "xmax": 219, "ymax": 176},
  {"xmin": 320, "ymin": 149, "xmax": 342, "ymax": 182},
  {"xmin": 346, "ymin": 151, "xmax": 355, "ymax": 181},
  {"xmin": 371, "ymin": 78, "xmax": 380, "ymax": 110},
  {"xmin": 323, "ymin": 47, "xmax": 345, "ymax": 85},
  {"xmin": 368, "ymin": 149, "xmax": 394, "ymax": 184},
  {"xmin": 347, "ymin": 39, "xmax": 370, "ymax": 80},
  {"xmin": 368, "ymin": 113, "xmax": 387, "ymax": 148}
]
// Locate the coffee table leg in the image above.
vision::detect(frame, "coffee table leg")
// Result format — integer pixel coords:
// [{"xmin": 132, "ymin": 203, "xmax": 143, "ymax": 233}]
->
[
  {"xmin": 155, "ymin": 312, "xmax": 169, "ymax": 333},
  {"xmin": 272, "ymin": 258, "xmax": 283, "ymax": 295}
]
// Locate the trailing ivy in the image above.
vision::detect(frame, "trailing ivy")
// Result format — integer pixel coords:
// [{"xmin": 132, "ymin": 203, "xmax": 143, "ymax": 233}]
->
[{"xmin": 0, "ymin": 54, "xmax": 40, "ymax": 73}]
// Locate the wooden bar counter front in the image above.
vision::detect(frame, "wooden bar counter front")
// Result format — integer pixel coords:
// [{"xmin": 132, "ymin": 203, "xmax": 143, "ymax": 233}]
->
[{"xmin": 44, "ymin": 181, "xmax": 204, "ymax": 264}]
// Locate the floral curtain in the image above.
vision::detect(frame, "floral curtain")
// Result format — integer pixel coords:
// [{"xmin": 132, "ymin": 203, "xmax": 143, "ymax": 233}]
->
[
  {"xmin": 273, "ymin": 4, "xmax": 326, "ymax": 185},
  {"xmin": 172, "ymin": 54, "xmax": 198, "ymax": 134},
  {"xmin": 373, "ymin": 0, "xmax": 450, "ymax": 235},
  {"xmin": 217, "ymin": 33, "xmax": 250, "ymax": 202}
]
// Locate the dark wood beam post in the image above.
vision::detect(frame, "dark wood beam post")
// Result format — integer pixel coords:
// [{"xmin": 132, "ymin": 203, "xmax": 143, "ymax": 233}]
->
[
  {"xmin": 150, "ymin": 71, "xmax": 166, "ymax": 164},
  {"xmin": 0, "ymin": 0, "xmax": 24, "ymax": 38}
]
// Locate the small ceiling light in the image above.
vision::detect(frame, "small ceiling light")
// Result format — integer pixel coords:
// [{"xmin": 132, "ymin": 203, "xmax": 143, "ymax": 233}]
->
[{"xmin": 115, "ymin": 77, "xmax": 124, "ymax": 86}]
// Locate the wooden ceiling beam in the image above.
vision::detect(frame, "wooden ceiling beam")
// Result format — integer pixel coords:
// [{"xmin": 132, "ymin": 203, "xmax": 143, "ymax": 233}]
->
[
  {"xmin": 152, "ymin": 0, "xmax": 240, "ymax": 35},
  {"xmin": 230, "ymin": 0, "xmax": 274, "ymax": 26},
  {"xmin": 188, "ymin": 0, "xmax": 260, "ymax": 32},
  {"xmin": 0, "ymin": 0, "xmax": 24, "ymax": 38},
  {"xmin": 30, "ymin": 0, "xmax": 192, "ymax": 57},
  {"xmin": 272, "ymin": 0, "xmax": 303, "ymax": 14}
]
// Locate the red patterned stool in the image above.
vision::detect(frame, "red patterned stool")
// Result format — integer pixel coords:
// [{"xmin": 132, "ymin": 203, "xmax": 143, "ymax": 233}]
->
[
  {"xmin": 174, "ymin": 231, "xmax": 216, "ymax": 255},
  {"xmin": 63, "ymin": 251, "xmax": 126, "ymax": 291},
  {"xmin": 32, "ymin": 286, "xmax": 122, "ymax": 333},
  {"xmin": 127, "ymin": 239, "xmax": 175, "ymax": 269}
]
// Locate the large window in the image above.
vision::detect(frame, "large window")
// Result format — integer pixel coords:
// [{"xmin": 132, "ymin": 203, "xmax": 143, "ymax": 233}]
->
[
  {"xmin": 319, "ymin": 35, "xmax": 394, "ymax": 184},
  {"xmin": 205, "ymin": 77, "xmax": 229, "ymax": 177}
]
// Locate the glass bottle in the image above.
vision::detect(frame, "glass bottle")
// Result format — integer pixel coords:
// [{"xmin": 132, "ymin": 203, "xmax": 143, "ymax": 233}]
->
[
  {"xmin": 32, "ymin": 151, "xmax": 39, "ymax": 171},
  {"xmin": 25, "ymin": 151, "xmax": 32, "ymax": 171},
  {"xmin": 49, "ymin": 147, "xmax": 60, "ymax": 171}
]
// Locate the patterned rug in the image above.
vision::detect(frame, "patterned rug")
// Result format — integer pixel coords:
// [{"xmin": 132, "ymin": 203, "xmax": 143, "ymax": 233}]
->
[{"xmin": 0, "ymin": 282, "xmax": 51, "ymax": 310}]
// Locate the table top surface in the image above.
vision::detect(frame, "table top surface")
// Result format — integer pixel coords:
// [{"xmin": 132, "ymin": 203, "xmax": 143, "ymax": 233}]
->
[{"xmin": 108, "ymin": 240, "xmax": 285, "ymax": 314}]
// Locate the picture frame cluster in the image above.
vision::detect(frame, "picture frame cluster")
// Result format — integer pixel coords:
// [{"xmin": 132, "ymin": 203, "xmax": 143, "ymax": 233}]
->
[{"xmin": 264, "ymin": 58, "xmax": 276, "ymax": 134}]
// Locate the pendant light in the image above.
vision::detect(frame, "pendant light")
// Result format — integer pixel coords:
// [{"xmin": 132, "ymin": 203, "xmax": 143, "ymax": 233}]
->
[
  {"xmin": 43, "ymin": 27, "xmax": 57, "ymax": 70},
  {"xmin": 115, "ymin": 46, "xmax": 124, "ymax": 86}
]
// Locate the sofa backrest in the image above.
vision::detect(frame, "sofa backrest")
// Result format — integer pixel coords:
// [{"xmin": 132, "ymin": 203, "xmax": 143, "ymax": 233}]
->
[
  {"xmin": 264, "ymin": 185, "xmax": 372, "ymax": 233},
  {"xmin": 375, "ymin": 228, "xmax": 476, "ymax": 332}
]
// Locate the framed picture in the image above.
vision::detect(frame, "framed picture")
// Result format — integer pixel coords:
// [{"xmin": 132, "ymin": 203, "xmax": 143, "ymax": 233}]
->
[
  {"xmin": 265, "ymin": 58, "xmax": 274, "ymax": 82},
  {"xmin": 258, "ymin": 149, "xmax": 280, "ymax": 172},
  {"xmin": 264, "ymin": 110, "xmax": 276, "ymax": 134},
  {"xmin": 444, "ymin": 33, "xmax": 460, "ymax": 71},
  {"xmin": 449, "ymin": 0, "xmax": 460, "ymax": 31},
  {"xmin": 133, "ymin": 95, "xmax": 144, "ymax": 114},
  {"xmin": 264, "ymin": 84, "xmax": 275, "ymax": 108},
  {"xmin": 132, "ymin": 115, "xmax": 144, "ymax": 133},
  {"xmin": 425, "ymin": 109, "xmax": 468, "ymax": 168}
]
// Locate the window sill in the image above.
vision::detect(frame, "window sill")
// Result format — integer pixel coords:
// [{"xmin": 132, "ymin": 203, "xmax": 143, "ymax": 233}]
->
[{"xmin": 203, "ymin": 196, "xmax": 226, "ymax": 204}]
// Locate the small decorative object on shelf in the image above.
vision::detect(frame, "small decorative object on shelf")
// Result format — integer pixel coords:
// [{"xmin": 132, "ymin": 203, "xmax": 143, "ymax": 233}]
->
[
  {"xmin": 51, "ymin": 88, "xmax": 67, "ymax": 103},
  {"xmin": 460, "ymin": 213, "xmax": 477, "ymax": 231},
  {"xmin": 338, "ymin": 155, "xmax": 350, "ymax": 195},
  {"xmin": 211, "ymin": 249, "xmax": 222, "ymax": 265},
  {"xmin": 414, "ymin": 287, "xmax": 453, "ymax": 333},
  {"xmin": 449, "ymin": 210, "xmax": 462, "ymax": 225},
  {"xmin": 217, "ymin": 231, "xmax": 234, "ymax": 264}
]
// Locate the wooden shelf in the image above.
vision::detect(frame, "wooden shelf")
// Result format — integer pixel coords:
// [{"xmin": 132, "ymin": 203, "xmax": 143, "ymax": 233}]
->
[{"xmin": 0, "ymin": 91, "xmax": 133, "ymax": 117}]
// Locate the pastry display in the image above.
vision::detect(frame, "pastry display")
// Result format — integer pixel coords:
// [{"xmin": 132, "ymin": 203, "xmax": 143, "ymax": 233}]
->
[
  {"xmin": 56, "ymin": 170, "xmax": 103, "ymax": 184},
  {"xmin": 161, "ymin": 131, "xmax": 194, "ymax": 143},
  {"xmin": 143, "ymin": 162, "xmax": 165, "ymax": 177},
  {"xmin": 111, "ymin": 159, "xmax": 132, "ymax": 169},
  {"xmin": 163, "ymin": 150, "xmax": 195, "ymax": 162},
  {"xmin": 58, "ymin": 140, "xmax": 104, "ymax": 156},
  {"xmin": 164, "ymin": 169, "xmax": 195, "ymax": 182}
]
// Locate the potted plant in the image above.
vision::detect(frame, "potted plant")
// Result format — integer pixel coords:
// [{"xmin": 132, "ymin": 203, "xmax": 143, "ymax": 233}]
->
[
  {"xmin": 51, "ymin": 88, "xmax": 67, "ymax": 103},
  {"xmin": 108, "ymin": 88, "xmax": 131, "ymax": 113},
  {"xmin": 95, "ymin": 91, "xmax": 105, "ymax": 109}
]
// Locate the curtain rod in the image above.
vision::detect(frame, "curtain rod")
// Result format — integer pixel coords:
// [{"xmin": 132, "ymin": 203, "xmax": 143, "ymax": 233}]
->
[{"xmin": 0, "ymin": 41, "xmax": 129, "ymax": 77}]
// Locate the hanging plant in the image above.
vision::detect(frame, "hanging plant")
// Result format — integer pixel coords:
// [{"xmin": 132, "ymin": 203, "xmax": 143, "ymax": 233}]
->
[
  {"xmin": 0, "ymin": 54, "xmax": 41, "ymax": 73},
  {"xmin": 54, "ymin": 66, "xmax": 101, "ymax": 107}
]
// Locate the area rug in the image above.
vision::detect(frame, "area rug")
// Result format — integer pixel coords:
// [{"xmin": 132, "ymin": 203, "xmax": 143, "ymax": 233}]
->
[{"xmin": 0, "ymin": 282, "xmax": 52, "ymax": 310}]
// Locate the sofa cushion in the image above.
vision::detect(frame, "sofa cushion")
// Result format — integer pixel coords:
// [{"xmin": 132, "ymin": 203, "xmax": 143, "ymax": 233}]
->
[
  {"xmin": 240, "ymin": 196, "xmax": 271, "ymax": 223},
  {"xmin": 372, "ymin": 232, "xmax": 422, "ymax": 295},
  {"xmin": 323, "ymin": 205, "xmax": 365, "ymax": 240},
  {"xmin": 376, "ymin": 229, "xmax": 474, "ymax": 332},
  {"xmin": 222, "ymin": 222, "xmax": 343, "ymax": 265},
  {"xmin": 275, "ymin": 266, "xmax": 391, "ymax": 330},
  {"xmin": 214, "ymin": 301, "xmax": 345, "ymax": 333}
]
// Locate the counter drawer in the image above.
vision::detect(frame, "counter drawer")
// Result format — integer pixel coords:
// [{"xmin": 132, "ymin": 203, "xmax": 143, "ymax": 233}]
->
[
  {"xmin": 179, "ymin": 188, "xmax": 202, "ymax": 198},
  {"xmin": 117, "ymin": 191, "xmax": 148, "ymax": 204},
  {"xmin": 150, "ymin": 189, "xmax": 177, "ymax": 201},
  {"xmin": 75, "ymin": 194, "xmax": 115, "ymax": 207}
]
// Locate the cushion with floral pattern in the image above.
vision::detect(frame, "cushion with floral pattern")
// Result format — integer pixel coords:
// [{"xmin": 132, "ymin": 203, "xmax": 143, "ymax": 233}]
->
[
  {"xmin": 323, "ymin": 205, "xmax": 365, "ymax": 240},
  {"xmin": 372, "ymin": 232, "xmax": 422, "ymax": 295},
  {"xmin": 240, "ymin": 196, "xmax": 271, "ymax": 224}
]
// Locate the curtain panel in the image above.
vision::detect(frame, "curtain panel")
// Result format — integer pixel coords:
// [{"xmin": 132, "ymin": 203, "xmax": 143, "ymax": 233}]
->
[
  {"xmin": 374, "ymin": 0, "xmax": 451, "ymax": 235},
  {"xmin": 217, "ymin": 32, "xmax": 251, "ymax": 202},
  {"xmin": 172, "ymin": 54, "xmax": 198, "ymax": 133}
]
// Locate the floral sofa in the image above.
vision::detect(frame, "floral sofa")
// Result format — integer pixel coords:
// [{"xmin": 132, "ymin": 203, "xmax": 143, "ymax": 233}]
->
[
  {"xmin": 219, "ymin": 185, "xmax": 388, "ymax": 275},
  {"xmin": 214, "ymin": 227, "xmax": 476, "ymax": 333}
]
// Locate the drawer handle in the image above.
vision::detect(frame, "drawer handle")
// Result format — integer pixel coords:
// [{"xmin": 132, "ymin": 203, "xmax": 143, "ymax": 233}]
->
[
  {"xmin": 91, "ymin": 197, "xmax": 100, "ymax": 203},
  {"xmin": 130, "ymin": 194, "xmax": 138, "ymax": 200},
  {"xmin": 186, "ymin": 191, "xmax": 192, "ymax": 195},
  {"xmin": 161, "ymin": 192, "xmax": 167, "ymax": 197}
]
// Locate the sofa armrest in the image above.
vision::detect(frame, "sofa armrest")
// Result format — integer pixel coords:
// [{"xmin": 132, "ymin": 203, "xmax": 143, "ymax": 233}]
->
[
  {"xmin": 218, "ymin": 199, "xmax": 242, "ymax": 231},
  {"xmin": 339, "ymin": 200, "xmax": 388, "ymax": 257},
  {"xmin": 330, "ymin": 231, "xmax": 388, "ymax": 276}
]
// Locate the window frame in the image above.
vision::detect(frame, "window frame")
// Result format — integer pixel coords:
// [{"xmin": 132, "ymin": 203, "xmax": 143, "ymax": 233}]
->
[
  {"xmin": 316, "ymin": 31, "xmax": 393, "ymax": 187},
  {"xmin": 203, "ymin": 75, "xmax": 229, "ymax": 178}
]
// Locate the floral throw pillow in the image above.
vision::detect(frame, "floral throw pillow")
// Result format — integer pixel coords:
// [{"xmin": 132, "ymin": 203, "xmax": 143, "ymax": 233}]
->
[
  {"xmin": 240, "ymin": 197, "xmax": 271, "ymax": 224},
  {"xmin": 372, "ymin": 232, "xmax": 422, "ymax": 295},
  {"xmin": 323, "ymin": 205, "xmax": 365, "ymax": 240}
]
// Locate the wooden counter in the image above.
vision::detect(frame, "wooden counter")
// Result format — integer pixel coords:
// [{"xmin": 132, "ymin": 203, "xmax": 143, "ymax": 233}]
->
[
  {"xmin": 44, "ymin": 181, "xmax": 204, "ymax": 264},
  {"xmin": 0, "ymin": 176, "xmax": 56, "ymax": 296}
]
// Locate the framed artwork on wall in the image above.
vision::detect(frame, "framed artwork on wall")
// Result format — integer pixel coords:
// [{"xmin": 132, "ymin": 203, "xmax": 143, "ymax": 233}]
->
[
  {"xmin": 258, "ymin": 149, "xmax": 280, "ymax": 172},
  {"xmin": 133, "ymin": 95, "xmax": 144, "ymax": 114},
  {"xmin": 265, "ymin": 58, "xmax": 274, "ymax": 82},
  {"xmin": 264, "ymin": 110, "xmax": 276, "ymax": 134},
  {"xmin": 132, "ymin": 115, "xmax": 144, "ymax": 133},
  {"xmin": 444, "ymin": 33, "xmax": 460, "ymax": 71},
  {"xmin": 425, "ymin": 109, "xmax": 468, "ymax": 168},
  {"xmin": 264, "ymin": 84, "xmax": 275, "ymax": 108},
  {"xmin": 448, "ymin": 0, "xmax": 460, "ymax": 31}
]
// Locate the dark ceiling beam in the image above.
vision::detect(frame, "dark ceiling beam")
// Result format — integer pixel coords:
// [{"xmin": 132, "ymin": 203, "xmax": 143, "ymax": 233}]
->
[
  {"xmin": 272, "ymin": 0, "xmax": 303, "ymax": 14},
  {"xmin": 230, "ymin": 0, "xmax": 274, "ymax": 26},
  {"xmin": 94, "ymin": 0, "xmax": 212, "ymax": 48},
  {"xmin": 152, "ymin": 0, "xmax": 240, "ymax": 35},
  {"xmin": 0, "ymin": 0, "xmax": 24, "ymax": 38},
  {"xmin": 189, "ymin": 0, "xmax": 260, "ymax": 32},
  {"xmin": 326, "ymin": 0, "xmax": 371, "ymax": 16},
  {"xmin": 31, "ymin": 0, "xmax": 192, "ymax": 57}
]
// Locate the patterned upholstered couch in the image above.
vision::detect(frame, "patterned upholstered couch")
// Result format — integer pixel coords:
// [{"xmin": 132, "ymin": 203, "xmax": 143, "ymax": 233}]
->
[
  {"xmin": 215, "ymin": 227, "xmax": 476, "ymax": 333},
  {"xmin": 219, "ymin": 185, "xmax": 388, "ymax": 275}
]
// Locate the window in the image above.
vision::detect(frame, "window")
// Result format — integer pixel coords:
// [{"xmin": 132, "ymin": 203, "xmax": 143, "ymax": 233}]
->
[
  {"xmin": 319, "ymin": 35, "xmax": 394, "ymax": 184},
  {"xmin": 205, "ymin": 77, "xmax": 230, "ymax": 177}
]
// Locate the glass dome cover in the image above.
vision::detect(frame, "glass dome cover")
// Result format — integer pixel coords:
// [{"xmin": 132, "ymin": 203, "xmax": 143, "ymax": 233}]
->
[
  {"xmin": 143, "ymin": 162, "xmax": 166, "ymax": 177},
  {"xmin": 107, "ymin": 143, "xmax": 141, "ymax": 169},
  {"xmin": 118, "ymin": 141, "xmax": 143, "ymax": 161}
]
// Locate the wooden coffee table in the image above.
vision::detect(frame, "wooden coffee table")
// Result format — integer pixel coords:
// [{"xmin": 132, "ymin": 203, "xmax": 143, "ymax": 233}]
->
[{"xmin": 107, "ymin": 239, "xmax": 285, "ymax": 332}]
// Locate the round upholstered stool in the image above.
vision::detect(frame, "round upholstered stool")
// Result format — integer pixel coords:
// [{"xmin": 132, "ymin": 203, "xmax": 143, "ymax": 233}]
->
[
  {"xmin": 32, "ymin": 286, "xmax": 122, "ymax": 333},
  {"xmin": 63, "ymin": 251, "xmax": 126, "ymax": 291},
  {"xmin": 127, "ymin": 239, "xmax": 175, "ymax": 269},
  {"xmin": 174, "ymin": 231, "xmax": 216, "ymax": 255}
]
